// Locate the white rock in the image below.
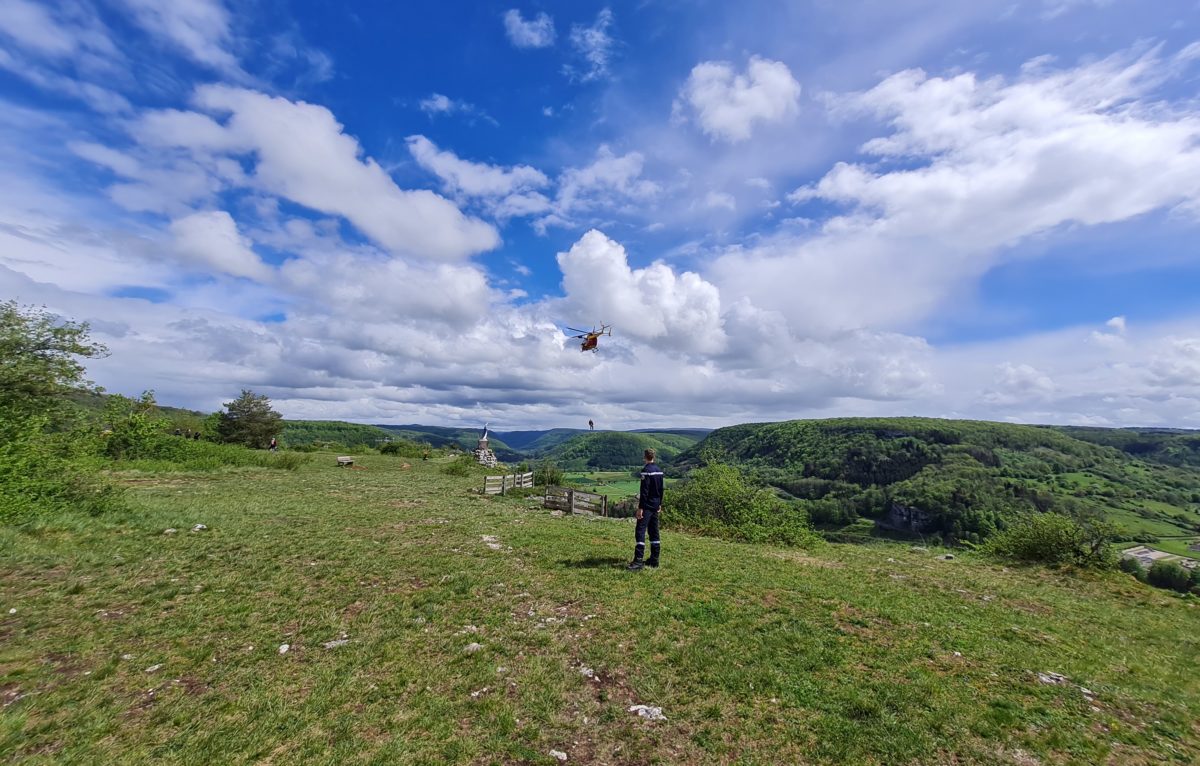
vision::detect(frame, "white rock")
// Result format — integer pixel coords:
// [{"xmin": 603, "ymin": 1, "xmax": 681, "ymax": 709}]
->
[
  {"xmin": 628, "ymin": 704, "xmax": 666, "ymax": 721},
  {"xmin": 278, "ymin": 644, "xmax": 290, "ymax": 654},
  {"xmin": 121, "ymin": 653, "xmax": 134, "ymax": 660},
  {"xmin": 549, "ymin": 750, "xmax": 568, "ymax": 762},
  {"xmin": 938, "ymin": 554, "xmax": 955, "ymax": 560},
  {"xmin": 486, "ymin": 542, "xmax": 503, "ymax": 550},
  {"xmin": 953, "ymin": 652, "xmax": 962, "ymax": 658},
  {"xmin": 579, "ymin": 667, "xmax": 596, "ymax": 679},
  {"xmin": 481, "ymin": 535, "xmax": 498, "ymax": 543},
  {"xmin": 464, "ymin": 642, "xmax": 483, "ymax": 653},
  {"xmin": 7, "ymin": 608, "xmax": 15, "ymax": 614},
  {"xmin": 1037, "ymin": 671, "xmax": 1068, "ymax": 685},
  {"xmin": 145, "ymin": 664, "xmax": 163, "ymax": 673},
  {"xmin": 191, "ymin": 524, "xmax": 207, "ymax": 532},
  {"xmin": 163, "ymin": 528, "xmax": 178, "ymax": 535}
]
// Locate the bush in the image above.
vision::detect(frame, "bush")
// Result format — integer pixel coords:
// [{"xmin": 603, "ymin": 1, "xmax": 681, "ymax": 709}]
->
[
  {"xmin": 379, "ymin": 439, "xmax": 430, "ymax": 458},
  {"xmin": 534, "ymin": 460, "xmax": 564, "ymax": 487},
  {"xmin": 1118, "ymin": 555, "xmax": 1147, "ymax": 581},
  {"xmin": 441, "ymin": 454, "xmax": 478, "ymax": 476},
  {"xmin": 981, "ymin": 512, "xmax": 1116, "ymax": 568},
  {"xmin": 0, "ymin": 414, "xmax": 122, "ymax": 525},
  {"xmin": 670, "ymin": 462, "xmax": 820, "ymax": 547},
  {"xmin": 1147, "ymin": 561, "xmax": 1192, "ymax": 593}
]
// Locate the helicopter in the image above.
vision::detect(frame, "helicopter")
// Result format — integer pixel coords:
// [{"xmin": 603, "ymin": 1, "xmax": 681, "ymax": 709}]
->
[{"xmin": 565, "ymin": 323, "xmax": 612, "ymax": 352}]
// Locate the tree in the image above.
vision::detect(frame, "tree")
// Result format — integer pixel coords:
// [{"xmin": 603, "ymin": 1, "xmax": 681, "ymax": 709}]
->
[
  {"xmin": 216, "ymin": 389, "xmax": 282, "ymax": 448},
  {"xmin": 1147, "ymin": 561, "xmax": 1192, "ymax": 593},
  {"xmin": 0, "ymin": 301, "xmax": 107, "ymax": 421}
]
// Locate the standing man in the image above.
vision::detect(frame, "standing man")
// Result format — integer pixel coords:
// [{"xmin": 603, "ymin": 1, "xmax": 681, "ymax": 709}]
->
[{"xmin": 628, "ymin": 449, "xmax": 664, "ymax": 571}]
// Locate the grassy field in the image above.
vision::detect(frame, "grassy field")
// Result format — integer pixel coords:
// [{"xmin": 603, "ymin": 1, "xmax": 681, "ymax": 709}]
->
[
  {"xmin": 2, "ymin": 457, "xmax": 1199, "ymax": 764},
  {"xmin": 563, "ymin": 471, "xmax": 678, "ymax": 500}
]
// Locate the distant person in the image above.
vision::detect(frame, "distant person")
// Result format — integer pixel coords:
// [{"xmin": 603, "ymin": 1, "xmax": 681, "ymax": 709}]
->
[
  {"xmin": 628, "ymin": 449, "xmax": 664, "ymax": 571},
  {"xmin": 192, "ymin": 432, "xmax": 201, "ymax": 441},
  {"xmin": 269, "ymin": 437, "xmax": 278, "ymax": 452},
  {"xmin": 589, "ymin": 419, "xmax": 594, "ymax": 430},
  {"xmin": 174, "ymin": 428, "xmax": 182, "ymax": 437}
]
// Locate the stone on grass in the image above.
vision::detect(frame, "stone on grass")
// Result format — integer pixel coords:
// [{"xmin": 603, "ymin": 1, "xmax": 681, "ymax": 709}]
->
[
  {"xmin": 163, "ymin": 528, "xmax": 178, "ymax": 535},
  {"xmin": 464, "ymin": 642, "xmax": 483, "ymax": 653},
  {"xmin": 278, "ymin": 644, "xmax": 290, "ymax": 654},
  {"xmin": 578, "ymin": 667, "xmax": 596, "ymax": 679},
  {"xmin": 549, "ymin": 749, "xmax": 568, "ymax": 762},
  {"xmin": 1037, "ymin": 671, "xmax": 1068, "ymax": 685},
  {"xmin": 938, "ymin": 554, "xmax": 955, "ymax": 560},
  {"xmin": 628, "ymin": 704, "xmax": 666, "ymax": 721},
  {"xmin": 145, "ymin": 664, "xmax": 163, "ymax": 673},
  {"xmin": 909, "ymin": 545, "xmax": 927, "ymax": 553},
  {"xmin": 7, "ymin": 608, "xmax": 15, "ymax": 614},
  {"xmin": 191, "ymin": 524, "xmax": 207, "ymax": 532}
]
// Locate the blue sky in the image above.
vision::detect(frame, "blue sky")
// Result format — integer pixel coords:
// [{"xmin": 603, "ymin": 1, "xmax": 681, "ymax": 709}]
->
[{"xmin": 2, "ymin": 0, "xmax": 1200, "ymax": 429}]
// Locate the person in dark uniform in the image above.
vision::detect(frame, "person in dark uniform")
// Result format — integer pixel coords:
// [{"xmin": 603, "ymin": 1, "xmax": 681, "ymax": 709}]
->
[{"xmin": 628, "ymin": 449, "xmax": 664, "ymax": 571}]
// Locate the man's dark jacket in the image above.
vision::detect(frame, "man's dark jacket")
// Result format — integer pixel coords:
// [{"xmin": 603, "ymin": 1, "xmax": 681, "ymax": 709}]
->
[{"xmin": 639, "ymin": 462, "xmax": 664, "ymax": 512}]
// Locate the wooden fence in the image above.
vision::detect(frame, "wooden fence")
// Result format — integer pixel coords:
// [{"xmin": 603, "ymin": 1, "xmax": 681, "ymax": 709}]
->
[
  {"xmin": 483, "ymin": 471, "xmax": 534, "ymax": 495},
  {"xmin": 543, "ymin": 486, "xmax": 608, "ymax": 516}
]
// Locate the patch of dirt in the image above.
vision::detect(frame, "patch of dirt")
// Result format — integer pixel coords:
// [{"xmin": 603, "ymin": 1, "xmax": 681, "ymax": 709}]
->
[
  {"xmin": 832, "ymin": 604, "xmax": 897, "ymax": 645},
  {"xmin": 1, "ymin": 682, "xmax": 24, "ymax": 707},
  {"xmin": 387, "ymin": 500, "xmax": 422, "ymax": 509},
  {"xmin": 342, "ymin": 600, "xmax": 367, "ymax": 620},
  {"xmin": 768, "ymin": 551, "xmax": 843, "ymax": 568}
]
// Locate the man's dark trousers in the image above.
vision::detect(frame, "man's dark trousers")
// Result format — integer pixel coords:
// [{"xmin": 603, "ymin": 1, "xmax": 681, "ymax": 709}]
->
[{"xmin": 635, "ymin": 509, "xmax": 660, "ymax": 565}]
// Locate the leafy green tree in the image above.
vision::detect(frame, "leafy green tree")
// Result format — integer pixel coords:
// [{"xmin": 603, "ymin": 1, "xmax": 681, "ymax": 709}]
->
[
  {"xmin": 981, "ymin": 512, "xmax": 1116, "ymax": 568},
  {"xmin": 1147, "ymin": 561, "xmax": 1192, "ymax": 593},
  {"xmin": 102, "ymin": 391, "xmax": 168, "ymax": 460},
  {"xmin": 0, "ymin": 303, "xmax": 118, "ymax": 523},
  {"xmin": 534, "ymin": 459, "xmax": 564, "ymax": 487},
  {"xmin": 0, "ymin": 301, "xmax": 107, "ymax": 421},
  {"xmin": 216, "ymin": 389, "xmax": 283, "ymax": 448},
  {"xmin": 1118, "ymin": 555, "xmax": 1147, "ymax": 581}
]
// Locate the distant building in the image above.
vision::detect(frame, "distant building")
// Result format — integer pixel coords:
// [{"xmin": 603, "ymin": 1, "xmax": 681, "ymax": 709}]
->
[
  {"xmin": 1122, "ymin": 545, "xmax": 1199, "ymax": 570},
  {"xmin": 1189, "ymin": 541, "xmax": 1200, "ymax": 553}
]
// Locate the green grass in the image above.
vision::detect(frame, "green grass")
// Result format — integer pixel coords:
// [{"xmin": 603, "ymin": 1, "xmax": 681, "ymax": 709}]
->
[{"xmin": 2, "ymin": 456, "xmax": 1198, "ymax": 764}]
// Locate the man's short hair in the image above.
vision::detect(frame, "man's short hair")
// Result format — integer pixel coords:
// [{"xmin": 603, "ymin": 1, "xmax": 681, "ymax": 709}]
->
[{"xmin": 644, "ymin": 448, "xmax": 656, "ymax": 462}]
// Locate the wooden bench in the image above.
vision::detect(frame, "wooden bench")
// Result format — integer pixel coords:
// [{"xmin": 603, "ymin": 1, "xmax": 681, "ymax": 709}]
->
[{"xmin": 336, "ymin": 456, "xmax": 354, "ymax": 467}]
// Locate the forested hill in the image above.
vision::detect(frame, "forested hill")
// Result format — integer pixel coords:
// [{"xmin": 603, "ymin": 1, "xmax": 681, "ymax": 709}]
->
[
  {"xmin": 676, "ymin": 417, "xmax": 1200, "ymax": 544},
  {"xmin": 544, "ymin": 431, "xmax": 703, "ymax": 469}
]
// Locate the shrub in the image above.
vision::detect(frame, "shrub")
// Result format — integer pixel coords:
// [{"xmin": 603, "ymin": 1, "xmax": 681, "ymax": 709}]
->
[
  {"xmin": 1147, "ymin": 561, "xmax": 1192, "ymax": 593},
  {"xmin": 441, "ymin": 454, "xmax": 478, "ymax": 476},
  {"xmin": 534, "ymin": 459, "xmax": 564, "ymax": 487},
  {"xmin": 981, "ymin": 512, "xmax": 1116, "ymax": 568},
  {"xmin": 0, "ymin": 415, "xmax": 122, "ymax": 525},
  {"xmin": 670, "ymin": 462, "xmax": 820, "ymax": 547},
  {"xmin": 379, "ymin": 439, "xmax": 430, "ymax": 458},
  {"xmin": 1118, "ymin": 555, "xmax": 1147, "ymax": 581}
]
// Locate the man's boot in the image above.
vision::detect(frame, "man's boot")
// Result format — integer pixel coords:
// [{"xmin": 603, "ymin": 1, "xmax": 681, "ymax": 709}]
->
[
  {"xmin": 646, "ymin": 545, "xmax": 659, "ymax": 568},
  {"xmin": 627, "ymin": 546, "xmax": 645, "ymax": 571}
]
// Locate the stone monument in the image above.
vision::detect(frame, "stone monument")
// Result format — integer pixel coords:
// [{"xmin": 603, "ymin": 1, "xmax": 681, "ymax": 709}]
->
[{"xmin": 473, "ymin": 423, "xmax": 497, "ymax": 468}]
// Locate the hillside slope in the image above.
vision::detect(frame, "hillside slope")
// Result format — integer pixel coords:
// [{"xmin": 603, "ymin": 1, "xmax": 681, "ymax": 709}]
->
[
  {"xmin": 2, "ymin": 458, "xmax": 1195, "ymax": 764},
  {"xmin": 545, "ymin": 431, "xmax": 699, "ymax": 469},
  {"xmin": 678, "ymin": 417, "xmax": 1200, "ymax": 544}
]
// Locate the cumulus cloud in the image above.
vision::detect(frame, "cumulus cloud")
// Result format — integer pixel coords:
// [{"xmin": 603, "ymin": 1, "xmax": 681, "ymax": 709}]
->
[
  {"xmin": 124, "ymin": 86, "xmax": 500, "ymax": 260},
  {"xmin": 556, "ymin": 230, "xmax": 727, "ymax": 354},
  {"xmin": 676, "ymin": 56, "xmax": 801, "ymax": 142},
  {"xmin": 503, "ymin": 9, "xmax": 555, "ymax": 49},
  {"xmin": 565, "ymin": 9, "xmax": 615, "ymax": 82},
  {"xmin": 715, "ymin": 44, "xmax": 1200, "ymax": 334},
  {"xmin": 170, "ymin": 210, "xmax": 271, "ymax": 281}
]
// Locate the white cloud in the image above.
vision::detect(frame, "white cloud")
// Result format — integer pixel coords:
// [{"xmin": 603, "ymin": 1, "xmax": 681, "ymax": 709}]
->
[
  {"xmin": 0, "ymin": 0, "xmax": 82, "ymax": 58},
  {"xmin": 417, "ymin": 93, "xmax": 496, "ymax": 124},
  {"xmin": 130, "ymin": 86, "xmax": 500, "ymax": 260},
  {"xmin": 703, "ymin": 191, "xmax": 736, "ymax": 211},
  {"xmin": 407, "ymin": 135, "xmax": 549, "ymax": 198},
  {"xmin": 715, "ymin": 45, "xmax": 1200, "ymax": 334},
  {"xmin": 170, "ymin": 210, "xmax": 271, "ymax": 281},
  {"xmin": 116, "ymin": 0, "xmax": 243, "ymax": 76},
  {"xmin": 539, "ymin": 145, "xmax": 660, "ymax": 229},
  {"xmin": 565, "ymin": 9, "xmax": 615, "ymax": 82},
  {"xmin": 503, "ymin": 9, "xmax": 555, "ymax": 49},
  {"xmin": 676, "ymin": 56, "xmax": 801, "ymax": 142},
  {"xmin": 556, "ymin": 230, "xmax": 726, "ymax": 354}
]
